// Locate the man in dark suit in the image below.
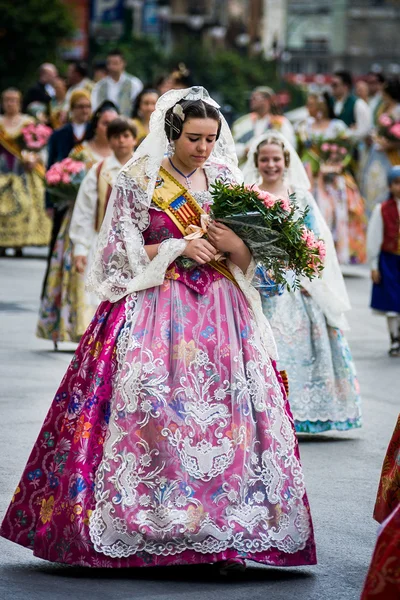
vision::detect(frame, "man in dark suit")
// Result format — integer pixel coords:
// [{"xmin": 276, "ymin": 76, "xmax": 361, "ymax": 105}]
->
[
  {"xmin": 42, "ymin": 90, "xmax": 92, "ymax": 297},
  {"xmin": 23, "ymin": 63, "xmax": 58, "ymax": 121}
]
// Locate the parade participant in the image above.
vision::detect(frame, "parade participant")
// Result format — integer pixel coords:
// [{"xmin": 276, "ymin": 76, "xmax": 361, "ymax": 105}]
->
[
  {"xmin": 330, "ymin": 70, "xmax": 372, "ymax": 141},
  {"xmin": 355, "ymin": 79, "xmax": 369, "ymax": 104},
  {"xmin": 361, "ymin": 78, "xmax": 400, "ymax": 216},
  {"xmin": 49, "ymin": 77, "xmax": 68, "ymax": 130},
  {"xmin": 69, "ymin": 117, "xmax": 137, "ymax": 324},
  {"xmin": 361, "ymin": 414, "xmax": 400, "ymax": 599},
  {"xmin": 130, "ymin": 88, "xmax": 159, "ymax": 145},
  {"xmin": 243, "ymin": 132, "xmax": 362, "ymax": 434},
  {"xmin": 37, "ymin": 101, "xmax": 119, "ymax": 347},
  {"xmin": 1, "ymin": 87, "xmax": 316, "ymax": 572},
  {"xmin": 297, "ymin": 92, "xmax": 366, "ymax": 265},
  {"xmin": 65, "ymin": 61, "xmax": 94, "ymax": 106},
  {"xmin": 233, "ymin": 86, "xmax": 296, "ymax": 165},
  {"xmin": 0, "ymin": 88, "xmax": 51, "ymax": 256},
  {"xmin": 367, "ymin": 71, "xmax": 385, "ymax": 126},
  {"xmin": 23, "ymin": 63, "xmax": 58, "ymax": 120},
  {"xmin": 91, "ymin": 49, "xmax": 143, "ymax": 117},
  {"xmin": 92, "ymin": 61, "xmax": 107, "ymax": 83},
  {"xmin": 42, "ymin": 89, "xmax": 93, "ymax": 297},
  {"xmin": 367, "ymin": 166, "xmax": 400, "ymax": 356}
]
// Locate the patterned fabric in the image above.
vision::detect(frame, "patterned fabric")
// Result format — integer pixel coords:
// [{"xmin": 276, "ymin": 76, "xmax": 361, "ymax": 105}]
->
[
  {"xmin": 36, "ymin": 143, "xmax": 104, "ymax": 343},
  {"xmin": 361, "ymin": 505, "xmax": 400, "ymax": 599},
  {"xmin": 261, "ymin": 290, "xmax": 362, "ymax": 433},
  {"xmin": 374, "ymin": 415, "xmax": 400, "ymax": 524},
  {"xmin": 1, "ymin": 190, "xmax": 317, "ymax": 568},
  {"xmin": 0, "ymin": 119, "xmax": 51, "ymax": 248}
]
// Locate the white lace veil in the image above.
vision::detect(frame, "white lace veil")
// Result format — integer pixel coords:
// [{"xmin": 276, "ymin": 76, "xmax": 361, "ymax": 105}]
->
[
  {"xmin": 120, "ymin": 85, "xmax": 242, "ymax": 207},
  {"xmin": 242, "ymin": 131, "xmax": 311, "ymax": 189},
  {"xmin": 242, "ymin": 131, "xmax": 351, "ymax": 330}
]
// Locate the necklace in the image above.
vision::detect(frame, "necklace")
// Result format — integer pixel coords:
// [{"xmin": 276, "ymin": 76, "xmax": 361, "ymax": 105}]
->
[{"xmin": 169, "ymin": 157, "xmax": 197, "ymax": 190}]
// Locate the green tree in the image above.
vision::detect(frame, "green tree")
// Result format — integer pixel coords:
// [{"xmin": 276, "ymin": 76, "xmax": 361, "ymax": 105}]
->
[{"xmin": 0, "ymin": 0, "xmax": 74, "ymax": 92}]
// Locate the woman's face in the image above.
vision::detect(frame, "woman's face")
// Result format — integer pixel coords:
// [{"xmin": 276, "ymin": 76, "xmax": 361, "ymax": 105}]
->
[
  {"xmin": 173, "ymin": 117, "xmax": 219, "ymax": 171},
  {"xmin": 2, "ymin": 91, "xmax": 21, "ymax": 116},
  {"xmin": 139, "ymin": 92, "xmax": 158, "ymax": 121},
  {"xmin": 306, "ymin": 96, "xmax": 318, "ymax": 118},
  {"xmin": 257, "ymin": 143, "xmax": 286, "ymax": 184},
  {"xmin": 96, "ymin": 109, "xmax": 119, "ymax": 142}
]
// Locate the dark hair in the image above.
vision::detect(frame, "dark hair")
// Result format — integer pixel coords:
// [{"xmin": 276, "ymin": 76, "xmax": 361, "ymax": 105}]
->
[
  {"xmin": 70, "ymin": 61, "xmax": 88, "ymax": 78},
  {"xmin": 383, "ymin": 77, "xmax": 400, "ymax": 103},
  {"xmin": 131, "ymin": 88, "xmax": 159, "ymax": 119},
  {"xmin": 93, "ymin": 60, "xmax": 107, "ymax": 72},
  {"xmin": 334, "ymin": 70, "xmax": 353, "ymax": 89},
  {"xmin": 107, "ymin": 117, "xmax": 137, "ymax": 140},
  {"xmin": 368, "ymin": 71, "xmax": 385, "ymax": 84},
  {"xmin": 164, "ymin": 99, "xmax": 221, "ymax": 141},
  {"xmin": 107, "ymin": 49, "xmax": 125, "ymax": 60},
  {"xmin": 87, "ymin": 100, "xmax": 119, "ymax": 139},
  {"xmin": 253, "ymin": 136, "xmax": 290, "ymax": 169}
]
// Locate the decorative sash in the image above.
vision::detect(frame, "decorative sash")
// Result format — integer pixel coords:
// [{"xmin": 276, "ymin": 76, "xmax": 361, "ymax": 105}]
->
[
  {"xmin": 152, "ymin": 166, "xmax": 237, "ymax": 285},
  {"xmin": 0, "ymin": 128, "xmax": 46, "ymax": 179}
]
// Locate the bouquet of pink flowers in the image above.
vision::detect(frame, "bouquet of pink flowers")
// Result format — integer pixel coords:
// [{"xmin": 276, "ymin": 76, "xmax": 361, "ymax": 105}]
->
[
  {"xmin": 377, "ymin": 113, "xmax": 400, "ymax": 143},
  {"xmin": 210, "ymin": 181, "xmax": 326, "ymax": 289},
  {"xmin": 19, "ymin": 123, "xmax": 52, "ymax": 151},
  {"xmin": 319, "ymin": 138, "xmax": 351, "ymax": 164},
  {"xmin": 45, "ymin": 158, "xmax": 87, "ymax": 205}
]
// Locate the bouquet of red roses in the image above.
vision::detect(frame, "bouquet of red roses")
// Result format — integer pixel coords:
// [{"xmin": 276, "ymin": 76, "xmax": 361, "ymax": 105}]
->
[{"xmin": 210, "ymin": 181, "xmax": 326, "ymax": 289}]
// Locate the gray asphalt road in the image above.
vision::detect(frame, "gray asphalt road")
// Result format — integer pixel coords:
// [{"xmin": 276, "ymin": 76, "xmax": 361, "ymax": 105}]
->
[{"xmin": 0, "ymin": 255, "xmax": 398, "ymax": 600}]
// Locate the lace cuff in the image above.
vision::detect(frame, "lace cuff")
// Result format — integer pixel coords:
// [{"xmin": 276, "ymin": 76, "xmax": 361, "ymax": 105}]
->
[{"xmin": 122, "ymin": 238, "xmax": 187, "ymax": 295}]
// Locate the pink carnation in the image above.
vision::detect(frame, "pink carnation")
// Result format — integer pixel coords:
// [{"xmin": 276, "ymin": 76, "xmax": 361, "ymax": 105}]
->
[
  {"xmin": 339, "ymin": 147, "xmax": 347, "ymax": 155},
  {"xmin": 45, "ymin": 171, "xmax": 61, "ymax": 184},
  {"xmin": 330, "ymin": 144, "xmax": 338, "ymax": 152},
  {"xmin": 316, "ymin": 239, "xmax": 326, "ymax": 260},
  {"xmin": 61, "ymin": 172, "xmax": 71, "ymax": 184},
  {"xmin": 280, "ymin": 197, "xmax": 291, "ymax": 212},
  {"xmin": 379, "ymin": 113, "xmax": 392, "ymax": 127},
  {"xmin": 321, "ymin": 143, "xmax": 330, "ymax": 152},
  {"xmin": 389, "ymin": 123, "xmax": 400, "ymax": 139}
]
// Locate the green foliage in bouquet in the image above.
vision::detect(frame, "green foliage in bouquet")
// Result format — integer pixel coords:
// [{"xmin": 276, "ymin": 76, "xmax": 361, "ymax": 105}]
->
[{"xmin": 210, "ymin": 181, "xmax": 326, "ymax": 290}]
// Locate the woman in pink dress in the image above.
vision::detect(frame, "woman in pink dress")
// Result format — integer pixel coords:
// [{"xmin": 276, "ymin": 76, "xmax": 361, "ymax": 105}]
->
[{"xmin": 0, "ymin": 87, "xmax": 316, "ymax": 572}]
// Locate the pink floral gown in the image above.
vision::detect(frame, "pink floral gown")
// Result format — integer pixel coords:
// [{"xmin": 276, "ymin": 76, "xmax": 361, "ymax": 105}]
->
[{"xmin": 0, "ymin": 161, "xmax": 316, "ymax": 568}]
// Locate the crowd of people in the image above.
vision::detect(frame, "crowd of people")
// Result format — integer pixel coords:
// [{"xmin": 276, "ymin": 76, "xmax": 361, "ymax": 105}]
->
[{"xmin": 0, "ymin": 51, "xmax": 399, "ymax": 594}]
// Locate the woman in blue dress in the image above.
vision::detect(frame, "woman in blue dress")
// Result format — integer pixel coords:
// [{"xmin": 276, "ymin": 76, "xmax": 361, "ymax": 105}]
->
[{"xmin": 243, "ymin": 131, "xmax": 362, "ymax": 433}]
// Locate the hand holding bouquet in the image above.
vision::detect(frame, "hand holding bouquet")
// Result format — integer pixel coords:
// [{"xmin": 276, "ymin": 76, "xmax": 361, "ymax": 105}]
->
[
  {"xmin": 45, "ymin": 158, "xmax": 87, "ymax": 207},
  {"xmin": 376, "ymin": 113, "xmax": 400, "ymax": 146},
  {"xmin": 210, "ymin": 181, "xmax": 325, "ymax": 289}
]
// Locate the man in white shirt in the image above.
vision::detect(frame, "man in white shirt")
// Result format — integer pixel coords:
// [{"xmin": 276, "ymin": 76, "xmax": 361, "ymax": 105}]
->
[
  {"xmin": 70, "ymin": 117, "xmax": 137, "ymax": 287},
  {"xmin": 232, "ymin": 86, "xmax": 296, "ymax": 165},
  {"xmin": 330, "ymin": 70, "xmax": 372, "ymax": 141},
  {"xmin": 91, "ymin": 49, "xmax": 143, "ymax": 117}
]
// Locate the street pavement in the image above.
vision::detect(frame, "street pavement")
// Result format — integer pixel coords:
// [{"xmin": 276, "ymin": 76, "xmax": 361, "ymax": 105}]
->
[{"xmin": 0, "ymin": 254, "xmax": 398, "ymax": 600}]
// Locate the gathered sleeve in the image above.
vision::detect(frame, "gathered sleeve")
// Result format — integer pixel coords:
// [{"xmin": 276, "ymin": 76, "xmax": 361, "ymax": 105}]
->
[
  {"xmin": 70, "ymin": 163, "xmax": 98, "ymax": 257},
  {"xmin": 86, "ymin": 168, "xmax": 187, "ymax": 302}
]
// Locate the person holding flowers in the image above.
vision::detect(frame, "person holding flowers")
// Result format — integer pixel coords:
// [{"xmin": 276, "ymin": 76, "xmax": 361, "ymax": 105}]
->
[
  {"xmin": 297, "ymin": 92, "xmax": 366, "ymax": 265},
  {"xmin": 243, "ymin": 131, "xmax": 362, "ymax": 434},
  {"xmin": 0, "ymin": 87, "xmax": 51, "ymax": 256},
  {"xmin": 1, "ymin": 87, "xmax": 317, "ymax": 573},
  {"xmin": 361, "ymin": 78, "xmax": 400, "ymax": 216},
  {"xmin": 37, "ymin": 100, "xmax": 119, "ymax": 348}
]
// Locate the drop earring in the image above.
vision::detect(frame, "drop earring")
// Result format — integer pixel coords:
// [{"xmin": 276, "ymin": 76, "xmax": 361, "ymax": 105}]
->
[{"xmin": 167, "ymin": 141, "xmax": 175, "ymax": 157}]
